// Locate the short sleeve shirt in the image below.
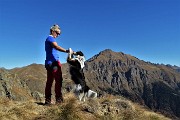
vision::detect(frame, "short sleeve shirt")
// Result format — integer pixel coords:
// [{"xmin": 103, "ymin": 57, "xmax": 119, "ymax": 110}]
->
[{"xmin": 45, "ymin": 35, "xmax": 59, "ymax": 65}]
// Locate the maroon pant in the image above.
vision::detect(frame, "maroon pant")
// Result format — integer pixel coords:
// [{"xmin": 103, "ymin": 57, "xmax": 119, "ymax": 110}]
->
[{"xmin": 45, "ymin": 61, "xmax": 63, "ymax": 101}]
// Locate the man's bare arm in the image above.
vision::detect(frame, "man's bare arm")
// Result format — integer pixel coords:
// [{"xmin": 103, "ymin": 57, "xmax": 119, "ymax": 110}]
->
[{"xmin": 51, "ymin": 42, "xmax": 67, "ymax": 53}]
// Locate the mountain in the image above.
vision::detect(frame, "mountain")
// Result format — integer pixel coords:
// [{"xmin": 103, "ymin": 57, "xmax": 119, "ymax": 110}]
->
[
  {"xmin": 0, "ymin": 49, "xmax": 180, "ymax": 119},
  {"xmin": 84, "ymin": 49, "xmax": 180, "ymax": 119}
]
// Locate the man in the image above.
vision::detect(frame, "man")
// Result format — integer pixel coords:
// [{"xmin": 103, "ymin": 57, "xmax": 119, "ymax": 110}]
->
[{"xmin": 44, "ymin": 24, "xmax": 69, "ymax": 105}]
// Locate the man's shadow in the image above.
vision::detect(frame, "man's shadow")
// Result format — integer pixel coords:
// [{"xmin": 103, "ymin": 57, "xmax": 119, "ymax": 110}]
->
[{"xmin": 35, "ymin": 102, "xmax": 45, "ymax": 106}]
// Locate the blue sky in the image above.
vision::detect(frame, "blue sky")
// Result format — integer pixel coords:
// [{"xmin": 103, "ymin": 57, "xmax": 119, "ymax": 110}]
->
[{"xmin": 0, "ymin": 0, "xmax": 180, "ymax": 69}]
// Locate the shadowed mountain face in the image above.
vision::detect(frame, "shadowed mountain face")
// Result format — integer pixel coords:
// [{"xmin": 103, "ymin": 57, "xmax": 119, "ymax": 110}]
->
[
  {"xmin": 0, "ymin": 49, "xmax": 180, "ymax": 119},
  {"xmin": 84, "ymin": 49, "xmax": 180, "ymax": 119}
]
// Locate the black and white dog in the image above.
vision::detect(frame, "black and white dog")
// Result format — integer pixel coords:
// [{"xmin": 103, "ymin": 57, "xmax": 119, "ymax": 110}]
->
[{"xmin": 67, "ymin": 48, "xmax": 97, "ymax": 102}]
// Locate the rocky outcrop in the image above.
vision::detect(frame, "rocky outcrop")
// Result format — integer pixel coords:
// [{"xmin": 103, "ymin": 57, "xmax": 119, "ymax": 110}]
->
[
  {"xmin": 84, "ymin": 49, "xmax": 180, "ymax": 119},
  {"xmin": 0, "ymin": 68, "xmax": 32, "ymax": 101}
]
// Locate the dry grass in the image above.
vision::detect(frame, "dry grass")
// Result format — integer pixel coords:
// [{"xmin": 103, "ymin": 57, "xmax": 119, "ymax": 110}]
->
[
  {"xmin": 0, "ymin": 98, "xmax": 46, "ymax": 120},
  {"xmin": 0, "ymin": 93, "xmax": 171, "ymax": 120}
]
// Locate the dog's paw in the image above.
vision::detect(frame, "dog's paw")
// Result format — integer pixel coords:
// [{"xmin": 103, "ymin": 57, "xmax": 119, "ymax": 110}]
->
[
  {"xmin": 68, "ymin": 48, "xmax": 73, "ymax": 54},
  {"xmin": 87, "ymin": 90, "xmax": 97, "ymax": 98},
  {"xmin": 68, "ymin": 48, "xmax": 74, "ymax": 59},
  {"xmin": 75, "ymin": 84, "xmax": 82, "ymax": 91}
]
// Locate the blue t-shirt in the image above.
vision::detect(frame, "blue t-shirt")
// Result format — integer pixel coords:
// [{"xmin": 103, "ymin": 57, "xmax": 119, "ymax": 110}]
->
[{"xmin": 45, "ymin": 35, "xmax": 59, "ymax": 65}]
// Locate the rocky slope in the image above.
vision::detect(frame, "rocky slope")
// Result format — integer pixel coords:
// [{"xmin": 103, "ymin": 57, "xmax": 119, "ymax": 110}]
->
[
  {"xmin": 0, "ymin": 68, "xmax": 32, "ymax": 101},
  {"xmin": 84, "ymin": 49, "xmax": 180, "ymax": 119}
]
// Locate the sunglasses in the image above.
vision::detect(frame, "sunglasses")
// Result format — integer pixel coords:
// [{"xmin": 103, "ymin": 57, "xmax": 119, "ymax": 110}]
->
[{"xmin": 55, "ymin": 31, "xmax": 60, "ymax": 36}]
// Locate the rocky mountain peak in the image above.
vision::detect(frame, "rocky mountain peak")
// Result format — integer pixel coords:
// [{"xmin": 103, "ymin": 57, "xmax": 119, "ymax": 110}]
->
[
  {"xmin": 87, "ymin": 49, "xmax": 127, "ymax": 62},
  {"xmin": 84, "ymin": 49, "xmax": 180, "ymax": 119}
]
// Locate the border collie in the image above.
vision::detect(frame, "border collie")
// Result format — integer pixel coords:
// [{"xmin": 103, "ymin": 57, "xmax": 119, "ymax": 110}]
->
[{"xmin": 67, "ymin": 48, "xmax": 97, "ymax": 102}]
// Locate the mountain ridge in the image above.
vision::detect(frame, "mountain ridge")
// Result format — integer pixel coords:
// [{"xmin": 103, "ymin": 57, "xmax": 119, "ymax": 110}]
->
[{"xmin": 0, "ymin": 49, "xmax": 180, "ymax": 119}]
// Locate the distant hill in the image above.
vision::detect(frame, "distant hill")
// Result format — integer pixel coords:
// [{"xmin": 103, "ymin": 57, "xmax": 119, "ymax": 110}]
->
[
  {"xmin": 165, "ymin": 64, "xmax": 180, "ymax": 73},
  {"xmin": 0, "ymin": 49, "xmax": 180, "ymax": 119},
  {"xmin": 10, "ymin": 64, "xmax": 47, "ymax": 94}
]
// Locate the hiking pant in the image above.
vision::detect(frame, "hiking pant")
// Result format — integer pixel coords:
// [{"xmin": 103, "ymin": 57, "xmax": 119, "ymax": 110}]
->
[{"xmin": 45, "ymin": 61, "xmax": 63, "ymax": 102}]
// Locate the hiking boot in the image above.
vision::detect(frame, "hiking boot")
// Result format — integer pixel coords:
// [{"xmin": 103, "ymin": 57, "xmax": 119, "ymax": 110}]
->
[
  {"xmin": 44, "ymin": 97, "xmax": 51, "ymax": 106},
  {"xmin": 44, "ymin": 102, "xmax": 52, "ymax": 106},
  {"xmin": 56, "ymin": 97, "xmax": 63, "ymax": 104}
]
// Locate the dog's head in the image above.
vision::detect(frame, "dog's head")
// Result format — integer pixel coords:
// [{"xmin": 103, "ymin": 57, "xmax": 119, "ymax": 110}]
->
[
  {"xmin": 74, "ymin": 51, "xmax": 85, "ymax": 69},
  {"xmin": 76, "ymin": 51, "xmax": 84, "ymax": 56},
  {"xmin": 67, "ymin": 50, "xmax": 85, "ymax": 69}
]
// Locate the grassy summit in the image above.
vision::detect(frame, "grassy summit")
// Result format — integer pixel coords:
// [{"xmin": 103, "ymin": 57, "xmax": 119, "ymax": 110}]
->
[{"xmin": 0, "ymin": 92, "xmax": 170, "ymax": 120}]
